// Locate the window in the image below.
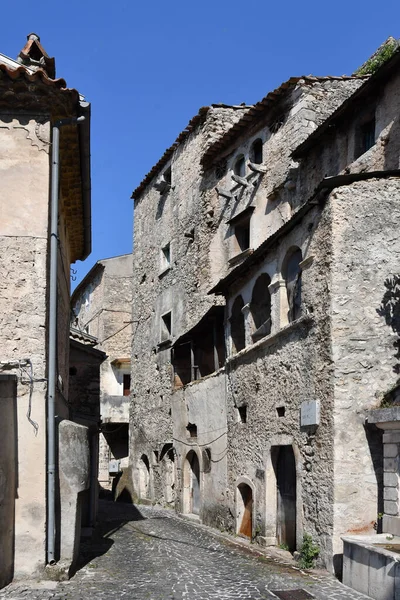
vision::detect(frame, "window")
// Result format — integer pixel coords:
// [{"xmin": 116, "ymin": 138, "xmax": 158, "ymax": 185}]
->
[
  {"xmin": 161, "ymin": 243, "xmax": 171, "ymax": 272},
  {"xmin": 172, "ymin": 306, "xmax": 225, "ymax": 388},
  {"xmin": 228, "ymin": 207, "xmax": 254, "ymax": 256},
  {"xmin": 161, "ymin": 311, "xmax": 172, "ymax": 342},
  {"xmin": 355, "ymin": 116, "xmax": 375, "ymax": 159},
  {"xmin": 123, "ymin": 374, "xmax": 131, "ymax": 396},
  {"xmin": 250, "ymin": 273, "xmax": 272, "ymax": 342},
  {"xmin": 283, "ymin": 248, "xmax": 302, "ymax": 323},
  {"xmin": 238, "ymin": 405, "xmax": 247, "ymax": 423},
  {"xmin": 186, "ymin": 422, "xmax": 197, "ymax": 438},
  {"xmin": 234, "ymin": 155, "xmax": 246, "ymax": 177},
  {"xmin": 230, "ymin": 295, "xmax": 245, "ymax": 353},
  {"xmin": 163, "ymin": 166, "xmax": 172, "ymax": 185},
  {"xmin": 250, "ymin": 138, "xmax": 263, "ymax": 164}
]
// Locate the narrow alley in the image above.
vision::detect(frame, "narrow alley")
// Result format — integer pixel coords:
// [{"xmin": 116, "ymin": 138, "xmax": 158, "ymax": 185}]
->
[{"xmin": 0, "ymin": 500, "xmax": 369, "ymax": 600}]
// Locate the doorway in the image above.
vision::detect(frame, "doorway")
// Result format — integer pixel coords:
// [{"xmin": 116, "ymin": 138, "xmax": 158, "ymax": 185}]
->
[
  {"xmin": 237, "ymin": 483, "xmax": 253, "ymax": 538},
  {"xmin": 275, "ymin": 445, "xmax": 296, "ymax": 551}
]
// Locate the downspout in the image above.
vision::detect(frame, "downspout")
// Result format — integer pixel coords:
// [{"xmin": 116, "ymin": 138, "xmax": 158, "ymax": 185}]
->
[{"xmin": 47, "ymin": 116, "xmax": 85, "ymax": 565}]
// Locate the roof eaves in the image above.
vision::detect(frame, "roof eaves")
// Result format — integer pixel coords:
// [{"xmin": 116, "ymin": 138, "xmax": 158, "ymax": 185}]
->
[
  {"xmin": 201, "ymin": 75, "xmax": 366, "ymax": 167},
  {"xmin": 131, "ymin": 106, "xmax": 210, "ymax": 201},
  {"xmin": 292, "ymin": 49, "xmax": 400, "ymax": 158},
  {"xmin": 71, "ymin": 262, "xmax": 105, "ymax": 305}
]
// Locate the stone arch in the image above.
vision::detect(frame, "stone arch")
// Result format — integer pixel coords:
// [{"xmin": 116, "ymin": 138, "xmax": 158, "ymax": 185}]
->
[
  {"xmin": 183, "ymin": 449, "xmax": 201, "ymax": 516},
  {"xmin": 281, "ymin": 246, "xmax": 303, "ymax": 324},
  {"xmin": 250, "ymin": 273, "xmax": 272, "ymax": 341},
  {"xmin": 160, "ymin": 443, "xmax": 175, "ymax": 506},
  {"xmin": 265, "ymin": 437, "xmax": 303, "ymax": 551},
  {"xmin": 138, "ymin": 453, "xmax": 151, "ymax": 500},
  {"xmin": 236, "ymin": 476, "xmax": 255, "ymax": 539},
  {"xmin": 230, "ymin": 295, "xmax": 245, "ymax": 354}
]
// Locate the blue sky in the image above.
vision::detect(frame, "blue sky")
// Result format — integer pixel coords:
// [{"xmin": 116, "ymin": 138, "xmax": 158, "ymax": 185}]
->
[{"xmin": 2, "ymin": 1, "xmax": 400, "ymax": 287}]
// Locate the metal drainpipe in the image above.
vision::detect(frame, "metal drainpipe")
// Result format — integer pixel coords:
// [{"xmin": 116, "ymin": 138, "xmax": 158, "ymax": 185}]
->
[{"xmin": 47, "ymin": 116, "xmax": 85, "ymax": 565}]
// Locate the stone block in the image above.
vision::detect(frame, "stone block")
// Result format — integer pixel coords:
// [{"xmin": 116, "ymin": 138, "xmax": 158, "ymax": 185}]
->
[
  {"xmin": 384, "ymin": 471, "xmax": 399, "ymax": 488},
  {"xmin": 383, "ymin": 432, "xmax": 400, "ymax": 444},
  {"xmin": 384, "ymin": 487, "xmax": 398, "ymax": 501},
  {"xmin": 382, "ymin": 515, "xmax": 400, "ymax": 536},
  {"xmin": 384, "ymin": 443, "xmax": 399, "ymax": 458},
  {"xmin": 384, "ymin": 500, "xmax": 399, "ymax": 516},
  {"xmin": 384, "ymin": 457, "xmax": 399, "ymax": 472}
]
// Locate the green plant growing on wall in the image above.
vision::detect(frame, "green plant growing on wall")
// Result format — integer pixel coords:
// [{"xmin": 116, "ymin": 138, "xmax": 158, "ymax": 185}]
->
[
  {"xmin": 355, "ymin": 40, "xmax": 397, "ymax": 76},
  {"xmin": 298, "ymin": 533, "xmax": 320, "ymax": 569}
]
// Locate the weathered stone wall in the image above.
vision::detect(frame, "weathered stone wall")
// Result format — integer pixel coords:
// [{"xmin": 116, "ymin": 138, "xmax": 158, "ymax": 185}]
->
[
  {"xmin": 222, "ymin": 203, "xmax": 336, "ymax": 564},
  {"xmin": 330, "ymin": 178, "xmax": 400, "ymax": 558},
  {"xmin": 172, "ymin": 370, "xmax": 228, "ymax": 525},
  {"xmin": 72, "ymin": 255, "xmax": 132, "ymax": 488},
  {"xmin": 202, "ymin": 79, "xmax": 363, "ymax": 288},
  {"xmin": 131, "ymin": 106, "xmax": 248, "ymax": 504},
  {"xmin": 298, "ymin": 69, "xmax": 400, "ymax": 200},
  {"xmin": 0, "ymin": 115, "xmax": 50, "ymax": 577}
]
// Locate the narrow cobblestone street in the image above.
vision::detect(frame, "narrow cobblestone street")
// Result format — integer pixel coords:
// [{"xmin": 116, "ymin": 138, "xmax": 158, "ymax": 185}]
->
[{"xmin": 0, "ymin": 500, "xmax": 370, "ymax": 600}]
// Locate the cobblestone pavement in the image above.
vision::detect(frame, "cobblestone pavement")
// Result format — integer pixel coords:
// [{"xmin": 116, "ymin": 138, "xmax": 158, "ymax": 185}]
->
[{"xmin": 0, "ymin": 500, "xmax": 370, "ymax": 600}]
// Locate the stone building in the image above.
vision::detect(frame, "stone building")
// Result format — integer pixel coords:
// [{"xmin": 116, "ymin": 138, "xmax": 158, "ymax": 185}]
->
[
  {"xmin": 131, "ymin": 40, "xmax": 400, "ymax": 573},
  {"xmin": 0, "ymin": 35, "xmax": 91, "ymax": 585},
  {"xmin": 71, "ymin": 254, "xmax": 133, "ymax": 494}
]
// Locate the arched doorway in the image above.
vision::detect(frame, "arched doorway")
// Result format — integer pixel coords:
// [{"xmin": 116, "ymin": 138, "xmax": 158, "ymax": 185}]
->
[
  {"xmin": 237, "ymin": 482, "xmax": 253, "ymax": 538},
  {"xmin": 275, "ymin": 445, "xmax": 296, "ymax": 551},
  {"xmin": 138, "ymin": 454, "xmax": 150, "ymax": 499},
  {"xmin": 183, "ymin": 450, "xmax": 200, "ymax": 515}
]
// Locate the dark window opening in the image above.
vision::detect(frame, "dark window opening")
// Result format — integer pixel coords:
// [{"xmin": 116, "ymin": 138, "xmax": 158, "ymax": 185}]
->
[
  {"xmin": 69, "ymin": 366, "xmax": 77, "ymax": 376},
  {"xmin": 283, "ymin": 248, "xmax": 302, "ymax": 323},
  {"xmin": 172, "ymin": 307, "xmax": 225, "ymax": 388},
  {"xmin": 355, "ymin": 116, "xmax": 376, "ymax": 159},
  {"xmin": 163, "ymin": 166, "xmax": 172, "ymax": 185},
  {"xmin": 238, "ymin": 405, "xmax": 247, "ymax": 423},
  {"xmin": 161, "ymin": 243, "xmax": 171, "ymax": 270},
  {"xmin": 251, "ymin": 138, "xmax": 263, "ymax": 164},
  {"xmin": 276, "ymin": 406, "xmax": 285, "ymax": 418},
  {"xmin": 251, "ymin": 273, "xmax": 272, "ymax": 342},
  {"xmin": 161, "ymin": 312, "xmax": 172, "ymax": 342},
  {"xmin": 186, "ymin": 423, "xmax": 197, "ymax": 438},
  {"xmin": 153, "ymin": 450, "xmax": 159, "ymax": 462},
  {"xmin": 215, "ymin": 159, "xmax": 227, "ymax": 179},
  {"xmin": 235, "ymin": 221, "xmax": 250, "ymax": 253},
  {"xmin": 234, "ymin": 155, "xmax": 246, "ymax": 177},
  {"xmin": 123, "ymin": 374, "xmax": 131, "ymax": 396},
  {"xmin": 230, "ymin": 295, "xmax": 245, "ymax": 353}
]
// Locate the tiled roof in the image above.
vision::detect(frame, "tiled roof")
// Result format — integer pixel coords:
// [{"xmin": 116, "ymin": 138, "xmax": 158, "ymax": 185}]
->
[
  {"xmin": 131, "ymin": 104, "xmax": 252, "ymax": 201},
  {"xmin": 201, "ymin": 75, "xmax": 368, "ymax": 167},
  {"xmin": 292, "ymin": 47, "xmax": 400, "ymax": 158}
]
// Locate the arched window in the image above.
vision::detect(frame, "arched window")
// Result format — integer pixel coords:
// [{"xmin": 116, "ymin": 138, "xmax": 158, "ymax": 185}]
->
[
  {"xmin": 283, "ymin": 248, "xmax": 302, "ymax": 322},
  {"xmin": 230, "ymin": 295, "xmax": 245, "ymax": 353},
  {"xmin": 234, "ymin": 155, "xmax": 246, "ymax": 177},
  {"xmin": 250, "ymin": 273, "xmax": 271, "ymax": 341},
  {"xmin": 250, "ymin": 138, "xmax": 263, "ymax": 164}
]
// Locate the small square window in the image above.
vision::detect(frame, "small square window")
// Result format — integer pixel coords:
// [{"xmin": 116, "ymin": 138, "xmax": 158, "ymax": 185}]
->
[
  {"xmin": 161, "ymin": 243, "xmax": 171, "ymax": 272},
  {"xmin": 161, "ymin": 312, "xmax": 172, "ymax": 342}
]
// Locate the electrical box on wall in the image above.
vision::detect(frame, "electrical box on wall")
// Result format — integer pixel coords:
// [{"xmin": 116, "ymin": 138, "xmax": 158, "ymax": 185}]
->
[
  {"xmin": 109, "ymin": 459, "xmax": 120, "ymax": 474},
  {"xmin": 300, "ymin": 400, "xmax": 320, "ymax": 427}
]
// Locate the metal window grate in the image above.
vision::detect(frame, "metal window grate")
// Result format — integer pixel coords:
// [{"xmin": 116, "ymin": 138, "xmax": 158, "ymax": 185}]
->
[{"xmin": 271, "ymin": 591, "xmax": 315, "ymax": 600}]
